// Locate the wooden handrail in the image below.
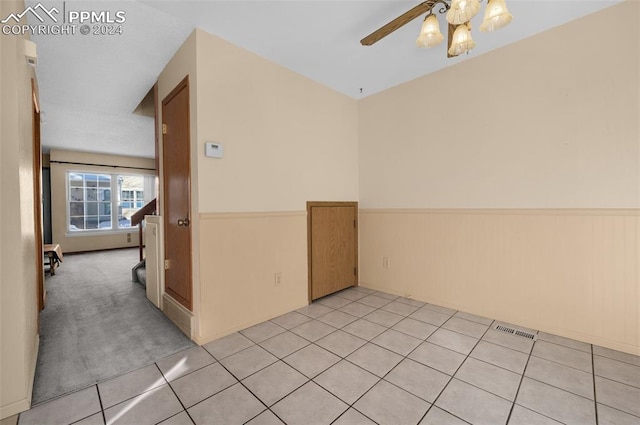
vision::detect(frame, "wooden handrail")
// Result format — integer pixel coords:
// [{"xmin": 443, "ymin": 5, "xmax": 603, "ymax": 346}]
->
[
  {"xmin": 131, "ymin": 198, "xmax": 156, "ymax": 226},
  {"xmin": 132, "ymin": 198, "xmax": 157, "ymax": 262}
]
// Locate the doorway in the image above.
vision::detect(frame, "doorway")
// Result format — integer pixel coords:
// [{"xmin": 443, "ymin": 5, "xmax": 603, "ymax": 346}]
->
[
  {"xmin": 161, "ymin": 76, "xmax": 193, "ymax": 310},
  {"xmin": 307, "ymin": 202, "xmax": 358, "ymax": 301}
]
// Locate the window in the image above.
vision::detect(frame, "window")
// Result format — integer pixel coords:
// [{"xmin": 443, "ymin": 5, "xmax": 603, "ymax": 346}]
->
[
  {"xmin": 68, "ymin": 173, "xmax": 112, "ymax": 230},
  {"xmin": 67, "ymin": 172, "xmax": 155, "ymax": 233},
  {"xmin": 117, "ymin": 175, "xmax": 146, "ymax": 228}
]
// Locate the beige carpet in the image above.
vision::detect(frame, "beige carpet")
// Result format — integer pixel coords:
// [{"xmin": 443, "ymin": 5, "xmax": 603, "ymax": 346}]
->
[{"xmin": 32, "ymin": 248, "xmax": 194, "ymax": 405}]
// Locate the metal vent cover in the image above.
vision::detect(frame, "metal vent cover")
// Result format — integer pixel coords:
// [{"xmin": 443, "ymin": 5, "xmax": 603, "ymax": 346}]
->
[{"xmin": 493, "ymin": 324, "xmax": 537, "ymax": 341}]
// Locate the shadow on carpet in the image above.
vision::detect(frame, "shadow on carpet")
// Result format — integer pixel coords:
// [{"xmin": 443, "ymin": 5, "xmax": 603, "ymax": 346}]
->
[{"xmin": 32, "ymin": 248, "xmax": 195, "ymax": 405}]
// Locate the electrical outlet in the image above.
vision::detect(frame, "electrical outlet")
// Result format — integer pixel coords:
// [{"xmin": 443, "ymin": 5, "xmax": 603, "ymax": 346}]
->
[
  {"xmin": 126, "ymin": 233, "xmax": 131, "ymax": 243},
  {"xmin": 274, "ymin": 272, "xmax": 282, "ymax": 286},
  {"xmin": 382, "ymin": 257, "xmax": 391, "ymax": 268}
]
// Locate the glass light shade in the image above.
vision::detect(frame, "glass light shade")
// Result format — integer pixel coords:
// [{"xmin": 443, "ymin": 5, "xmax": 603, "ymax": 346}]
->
[
  {"xmin": 448, "ymin": 23, "xmax": 476, "ymax": 56},
  {"xmin": 416, "ymin": 14, "xmax": 445, "ymax": 48},
  {"xmin": 446, "ymin": 0, "xmax": 481, "ymax": 25},
  {"xmin": 479, "ymin": 0, "xmax": 513, "ymax": 32}
]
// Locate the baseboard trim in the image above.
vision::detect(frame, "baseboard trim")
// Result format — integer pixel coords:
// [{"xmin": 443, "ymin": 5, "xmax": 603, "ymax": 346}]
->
[
  {"xmin": 162, "ymin": 294, "xmax": 193, "ymax": 339},
  {"xmin": 0, "ymin": 399, "xmax": 30, "ymax": 421},
  {"xmin": 27, "ymin": 334, "xmax": 39, "ymax": 404},
  {"xmin": 1, "ymin": 335, "xmax": 40, "ymax": 420}
]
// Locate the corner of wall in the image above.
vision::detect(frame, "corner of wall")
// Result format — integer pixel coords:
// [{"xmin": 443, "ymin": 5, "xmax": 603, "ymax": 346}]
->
[{"xmin": 0, "ymin": 0, "xmax": 39, "ymax": 418}]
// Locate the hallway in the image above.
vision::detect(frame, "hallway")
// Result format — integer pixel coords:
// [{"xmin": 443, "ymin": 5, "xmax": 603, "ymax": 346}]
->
[{"xmin": 33, "ymin": 249, "xmax": 194, "ymax": 404}]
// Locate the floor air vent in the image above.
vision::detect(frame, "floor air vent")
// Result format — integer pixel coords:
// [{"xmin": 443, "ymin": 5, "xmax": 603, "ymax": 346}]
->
[{"xmin": 493, "ymin": 324, "xmax": 537, "ymax": 340}]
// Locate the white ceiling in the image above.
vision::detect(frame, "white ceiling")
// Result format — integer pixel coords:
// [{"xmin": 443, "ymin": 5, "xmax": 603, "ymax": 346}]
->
[{"xmin": 27, "ymin": 0, "xmax": 623, "ymax": 158}]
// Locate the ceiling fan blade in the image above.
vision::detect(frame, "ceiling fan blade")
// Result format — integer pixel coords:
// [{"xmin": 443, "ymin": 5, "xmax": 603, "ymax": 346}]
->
[{"xmin": 361, "ymin": 1, "xmax": 437, "ymax": 46}]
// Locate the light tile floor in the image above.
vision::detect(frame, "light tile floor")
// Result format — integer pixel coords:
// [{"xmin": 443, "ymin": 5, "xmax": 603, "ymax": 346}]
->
[{"xmin": 18, "ymin": 286, "xmax": 640, "ymax": 425}]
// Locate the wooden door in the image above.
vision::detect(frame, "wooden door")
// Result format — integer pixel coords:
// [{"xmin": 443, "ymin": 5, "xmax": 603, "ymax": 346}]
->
[
  {"xmin": 308, "ymin": 202, "xmax": 358, "ymax": 301},
  {"xmin": 162, "ymin": 76, "xmax": 192, "ymax": 310}
]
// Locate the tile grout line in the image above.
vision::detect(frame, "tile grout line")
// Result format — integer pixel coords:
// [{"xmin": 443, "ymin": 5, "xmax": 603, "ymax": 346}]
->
[
  {"xmin": 344, "ymin": 299, "xmax": 464, "ymax": 422},
  {"xmin": 313, "ymin": 293, "xmax": 632, "ymax": 424},
  {"xmin": 310, "ymin": 372, "xmax": 382, "ymax": 425},
  {"xmin": 527, "ymin": 351, "xmax": 593, "ymax": 375},
  {"xmin": 474, "ymin": 330, "xmax": 588, "ymax": 422},
  {"xmin": 331, "ymin": 363, "xmax": 384, "ymax": 425},
  {"xmin": 465, "ymin": 346, "xmax": 528, "ymax": 376},
  {"xmin": 267, "ymin": 291, "xmax": 387, "ymax": 424},
  {"xmin": 515, "ymin": 339, "xmax": 639, "ymax": 391},
  {"xmin": 215, "ymin": 322, "xmax": 388, "ymax": 425},
  {"xmin": 204, "ymin": 355, "xmax": 289, "ymax": 425},
  {"xmin": 157, "ymin": 363, "xmax": 197, "ymax": 425},
  {"xmin": 592, "ymin": 358, "xmax": 640, "ymax": 388},
  {"xmin": 591, "ymin": 351, "xmax": 640, "ymax": 368},
  {"xmin": 523, "ymin": 349, "xmax": 639, "ymax": 401},
  {"xmin": 95, "ymin": 384, "xmax": 107, "ymax": 425},
  {"xmin": 307, "ymin": 291, "xmax": 420, "ymax": 424},
  {"xmin": 415, "ymin": 318, "xmax": 493, "ymax": 425},
  {"xmin": 324, "ymin": 290, "xmax": 486, "ymax": 424},
  {"xmin": 592, "ymin": 344, "xmax": 599, "ymax": 425},
  {"xmin": 287, "ymin": 341, "xmax": 382, "ymax": 424},
  {"xmin": 158, "ymin": 346, "xmax": 218, "ymax": 389},
  {"xmin": 537, "ymin": 338, "xmax": 592, "ymax": 354},
  {"xmin": 504, "ymin": 334, "xmax": 536, "ymax": 424},
  {"xmin": 521, "ymin": 375, "xmax": 596, "ymax": 405}
]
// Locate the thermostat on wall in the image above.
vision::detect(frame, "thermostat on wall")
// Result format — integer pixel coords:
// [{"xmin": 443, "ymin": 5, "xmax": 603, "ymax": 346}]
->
[{"xmin": 205, "ymin": 142, "xmax": 223, "ymax": 158}]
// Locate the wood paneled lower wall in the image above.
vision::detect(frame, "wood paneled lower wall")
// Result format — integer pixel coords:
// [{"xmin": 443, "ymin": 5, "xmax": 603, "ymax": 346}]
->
[
  {"xmin": 196, "ymin": 211, "xmax": 309, "ymax": 344},
  {"xmin": 359, "ymin": 209, "xmax": 640, "ymax": 355}
]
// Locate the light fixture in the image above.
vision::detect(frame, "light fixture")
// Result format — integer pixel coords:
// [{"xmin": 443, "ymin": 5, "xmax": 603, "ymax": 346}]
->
[
  {"xmin": 360, "ymin": 0, "xmax": 513, "ymax": 58},
  {"xmin": 446, "ymin": 0, "xmax": 481, "ymax": 25},
  {"xmin": 479, "ymin": 0, "xmax": 513, "ymax": 32},
  {"xmin": 416, "ymin": 13, "xmax": 445, "ymax": 48},
  {"xmin": 415, "ymin": 0, "xmax": 512, "ymax": 57},
  {"xmin": 448, "ymin": 22, "xmax": 476, "ymax": 56}
]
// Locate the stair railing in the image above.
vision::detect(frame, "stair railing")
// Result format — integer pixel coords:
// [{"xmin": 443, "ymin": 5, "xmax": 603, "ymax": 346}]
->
[{"xmin": 131, "ymin": 198, "xmax": 157, "ymax": 262}]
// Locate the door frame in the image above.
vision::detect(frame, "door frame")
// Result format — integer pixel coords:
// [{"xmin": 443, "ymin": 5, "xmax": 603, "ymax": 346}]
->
[
  {"xmin": 161, "ymin": 76, "xmax": 193, "ymax": 310},
  {"xmin": 32, "ymin": 79, "xmax": 45, "ymax": 323},
  {"xmin": 306, "ymin": 201, "xmax": 359, "ymax": 303}
]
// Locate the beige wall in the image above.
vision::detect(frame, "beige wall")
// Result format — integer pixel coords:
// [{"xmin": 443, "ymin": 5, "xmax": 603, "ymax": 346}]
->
[
  {"xmin": 0, "ymin": 0, "xmax": 40, "ymax": 418},
  {"xmin": 155, "ymin": 29, "xmax": 359, "ymax": 342},
  {"xmin": 194, "ymin": 29, "xmax": 359, "ymax": 213},
  {"xmin": 193, "ymin": 30, "xmax": 359, "ymax": 342},
  {"xmin": 359, "ymin": 2, "xmax": 639, "ymax": 209},
  {"xmin": 49, "ymin": 149, "xmax": 155, "ymax": 253},
  {"xmin": 357, "ymin": 2, "xmax": 640, "ymax": 355}
]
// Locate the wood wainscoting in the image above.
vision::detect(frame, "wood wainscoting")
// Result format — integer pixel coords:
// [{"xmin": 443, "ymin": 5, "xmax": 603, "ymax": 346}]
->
[
  {"xmin": 196, "ymin": 211, "xmax": 308, "ymax": 344},
  {"xmin": 359, "ymin": 208, "xmax": 640, "ymax": 355}
]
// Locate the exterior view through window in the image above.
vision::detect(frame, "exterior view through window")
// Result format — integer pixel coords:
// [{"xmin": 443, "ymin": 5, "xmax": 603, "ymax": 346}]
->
[{"xmin": 67, "ymin": 172, "xmax": 155, "ymax": 232}]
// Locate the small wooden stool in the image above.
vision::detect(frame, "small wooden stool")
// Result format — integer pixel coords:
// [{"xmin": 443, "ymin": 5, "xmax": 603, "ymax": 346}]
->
[{"xmin": 44, "ymin": 244, "xmax": 63, "ymax": 275}]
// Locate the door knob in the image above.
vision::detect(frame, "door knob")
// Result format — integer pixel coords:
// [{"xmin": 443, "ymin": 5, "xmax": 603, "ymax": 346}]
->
[{"xmin": 177, "ymin": 218, "xmax": 190, "ymax": 227}]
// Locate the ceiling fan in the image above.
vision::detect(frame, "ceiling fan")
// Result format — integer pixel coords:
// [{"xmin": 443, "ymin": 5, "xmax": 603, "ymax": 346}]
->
[{"xmin": 360, "ymin": 0, "xmax": 513, "ymax": 58}]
